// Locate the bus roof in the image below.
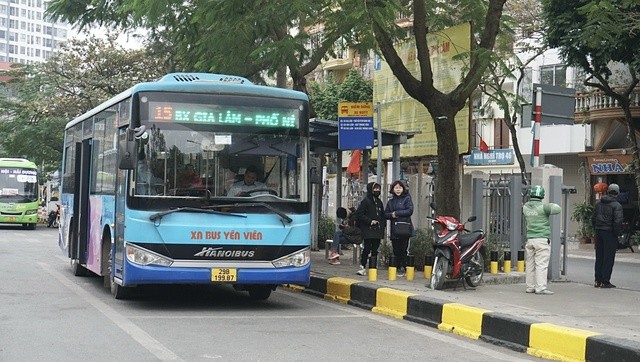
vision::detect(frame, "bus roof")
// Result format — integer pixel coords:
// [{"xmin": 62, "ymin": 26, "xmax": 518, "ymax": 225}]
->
[
  {"xmin": 65, "ymin": 73, "xmax": 309, "ymax": 130},
  {"xmin": 0, "ymin": 158, "xmax": 37, "ymax": 169}
]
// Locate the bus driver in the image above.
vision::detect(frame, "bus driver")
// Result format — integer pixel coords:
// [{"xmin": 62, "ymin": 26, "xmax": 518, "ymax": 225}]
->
[{"xmin": 227, "ymin": 165, "xmax": 266, "ymax": 197}]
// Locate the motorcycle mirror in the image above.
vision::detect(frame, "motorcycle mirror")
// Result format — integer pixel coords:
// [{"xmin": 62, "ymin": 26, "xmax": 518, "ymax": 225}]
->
[
  {"xmin": 429, "ymin": 201, "xmax": 437, "ymax": 211},
  {"xmin": 467, "ymin": 216, "xmax": 477, "ymax": 222}
]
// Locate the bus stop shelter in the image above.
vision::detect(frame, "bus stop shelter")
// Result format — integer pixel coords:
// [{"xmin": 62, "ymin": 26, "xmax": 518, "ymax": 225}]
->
[{"xmin": 309, "ymin": 118, "xmax": 418, "ymax": 249}]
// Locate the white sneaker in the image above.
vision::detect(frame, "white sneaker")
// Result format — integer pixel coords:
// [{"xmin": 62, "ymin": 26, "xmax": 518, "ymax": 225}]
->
[
  {"xmin": 328, "ymin": 252, "xmax": 339, "ymax": 260},
  {"xmin": 356, "ymin": 265, "xmax": 366, "ymax": 276},
  {"xmin": 535, "ymin": 289, "xmax": 554, "ymax": 295}
]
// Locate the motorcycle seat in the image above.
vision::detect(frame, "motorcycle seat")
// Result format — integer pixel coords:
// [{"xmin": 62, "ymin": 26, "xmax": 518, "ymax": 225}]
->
[{"xmin": 459, "ymin": 231, "xmax": 483, "ymax": 248}]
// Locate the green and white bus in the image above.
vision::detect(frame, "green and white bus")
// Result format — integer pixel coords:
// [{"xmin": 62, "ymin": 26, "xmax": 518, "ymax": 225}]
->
[{"xmin": 0, "ymin": 158, "xmax": 39, "ymax": 229}]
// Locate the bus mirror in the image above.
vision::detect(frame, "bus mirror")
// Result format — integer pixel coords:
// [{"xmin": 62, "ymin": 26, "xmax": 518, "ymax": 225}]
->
[{"xmin": 118, "ymin": 129, "xmax": 137, "ymax": 170}]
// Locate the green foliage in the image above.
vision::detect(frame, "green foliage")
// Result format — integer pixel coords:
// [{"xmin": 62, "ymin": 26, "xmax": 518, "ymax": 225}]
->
[
  {"xmin": 338, "ymin": 70, "xmax": 374, "ymax": 103},
  {"xmin": 408, "ymin": 228, "xmax": 434, "ymax": 270},
  {"xmin": 483, "ymin": 234, "xmax": 507, "ymax": 269},
  {"xmin": 378, "ymin": 238, "xmax": 393, "ymax": 267},
  {"xmin": 571, "ymin": 202, "xmax": 595, "ymax": 238},
  {"xmin": 0, "ymin": 34, "xmax": 168, "ymax": 175},
  {"xmin": 309, "ymin": 70, "xmax": 373, "ymax": 121},
  {"xmin": 309, "ymin": 78, "xmax": 340, "ymax": 120},
  {"xmin": 543, "ymin": 0, "xmax": 640, "ymax": 73},
  {"xmin": 317, "ymin": 214, "xmax": 335, "ymax": 249},
  {"xmin": 47, "ymin": 0, "xmax": 369, "ymax": 91}
]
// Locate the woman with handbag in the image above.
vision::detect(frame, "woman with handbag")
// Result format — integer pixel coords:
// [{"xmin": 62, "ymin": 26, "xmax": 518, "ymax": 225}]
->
[{"xmin": 384, "ymin": 180, "xmax": 414, "ymax": 277}]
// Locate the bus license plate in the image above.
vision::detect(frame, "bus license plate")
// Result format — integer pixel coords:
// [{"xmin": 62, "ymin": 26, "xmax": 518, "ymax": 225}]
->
[
  {"xmin": 211, "ymin": 268, "xmax": 236, "ymax": 282},
  {"xmin": 7, "ymin": 217, "xmax": 15, "ymax": 222}
]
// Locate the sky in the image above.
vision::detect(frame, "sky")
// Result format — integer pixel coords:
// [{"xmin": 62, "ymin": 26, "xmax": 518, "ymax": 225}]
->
[{"xmin": 67, "ymin": 25, "xmax": 146, "ymax": 50}]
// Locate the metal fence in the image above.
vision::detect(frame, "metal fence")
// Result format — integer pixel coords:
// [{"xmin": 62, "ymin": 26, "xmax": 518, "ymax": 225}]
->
[{"xmin": 481, "ymin": 174, "xmax": 530, "ymax": 248}]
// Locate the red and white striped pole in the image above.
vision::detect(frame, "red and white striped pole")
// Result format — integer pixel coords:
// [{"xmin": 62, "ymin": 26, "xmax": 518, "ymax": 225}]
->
[{"xmin": 532, "ymin": 87, "xmax": 542, "ymax": 167}]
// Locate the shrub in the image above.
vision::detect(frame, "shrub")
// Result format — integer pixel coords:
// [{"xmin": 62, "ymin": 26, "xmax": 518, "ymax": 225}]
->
[
  {"xmin": 408, "ymin": 228, "xmax": 434, "ymax": 271},
  {"xmin": 378, "ymin": 239, "xmax": 393, "ymax": 267},
  {"xmin": 317, "ymin": 214, "xmax": 335, "ymax": 249}
]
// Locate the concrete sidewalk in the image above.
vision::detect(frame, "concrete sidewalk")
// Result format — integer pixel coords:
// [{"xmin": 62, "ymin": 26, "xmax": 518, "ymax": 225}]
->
[{"xmin": 295, "ymin": 243, "xmax": 640, "ymax": 361}]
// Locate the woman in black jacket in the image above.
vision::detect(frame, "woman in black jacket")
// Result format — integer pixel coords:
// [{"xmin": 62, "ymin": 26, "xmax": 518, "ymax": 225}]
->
[
  {"xmin": 355, "ymin": 182, "xmax": 386, "ymax": 276},
  {"xmin": 384, "ymin": 180, "xmax": 414, "ymax": 276}
]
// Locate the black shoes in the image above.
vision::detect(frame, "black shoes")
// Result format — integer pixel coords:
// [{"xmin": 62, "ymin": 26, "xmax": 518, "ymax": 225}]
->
[
  {"xmin": 594, "ymin": 281, "xmax": 602, "ymax": 288},
  {"xmin": 600, "ymin": 282, "xmax": 616, "ymax": 288}
]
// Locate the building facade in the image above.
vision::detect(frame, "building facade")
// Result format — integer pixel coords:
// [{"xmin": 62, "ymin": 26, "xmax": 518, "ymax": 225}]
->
[{"xmin": 0, "ymin": 0, "xmax": 70, "ymax": 64}]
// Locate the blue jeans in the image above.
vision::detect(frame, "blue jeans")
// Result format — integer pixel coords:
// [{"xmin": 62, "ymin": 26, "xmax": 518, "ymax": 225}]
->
[{"xmin": 331, "ymin": 231, "xmax": 350, "ymax": 253}]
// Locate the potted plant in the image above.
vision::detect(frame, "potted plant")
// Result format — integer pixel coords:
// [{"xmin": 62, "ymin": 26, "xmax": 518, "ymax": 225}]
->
[{"xmin": 571, "ymin": 202, "xmax": 595, "ymax": 243}]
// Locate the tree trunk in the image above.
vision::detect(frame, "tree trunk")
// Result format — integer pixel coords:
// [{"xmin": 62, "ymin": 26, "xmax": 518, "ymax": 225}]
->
[{"xmin": 432, "ymin": 109, "xmax": 461, "ymax": 218}]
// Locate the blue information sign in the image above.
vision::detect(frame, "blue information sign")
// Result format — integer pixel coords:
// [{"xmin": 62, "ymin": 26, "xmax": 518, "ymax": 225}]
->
[
  {"xmin": 464, "ymin": 149, "xmax": 514, "ymax": 165},
  {"xmin": 338, "ymin": 117, "xmax": 374, "ymax": 150}
]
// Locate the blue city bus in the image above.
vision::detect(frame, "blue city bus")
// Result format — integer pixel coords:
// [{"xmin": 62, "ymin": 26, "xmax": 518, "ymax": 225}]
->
[{"xmin": 59, "ymin": 73, "xmax": 311, "ymax": 300}]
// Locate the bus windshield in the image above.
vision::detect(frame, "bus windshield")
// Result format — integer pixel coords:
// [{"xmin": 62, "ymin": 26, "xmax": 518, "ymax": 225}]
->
[
  {"xmin": 133, "ymin": 92, "xmax": 308, "ymax": 202},
  {"xmin": 0, "ymin": 167, "xmax": 38, "ymax": 202}
]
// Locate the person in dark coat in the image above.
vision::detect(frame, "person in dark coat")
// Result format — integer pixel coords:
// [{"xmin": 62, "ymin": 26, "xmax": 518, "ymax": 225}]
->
[
  {"xmin": 355, "ymin": 182, "xmax": 386, "ymax": 276},
  {"xmin": 384, "ymin": 180, "xmax": 414, "ymax": 276},
  {"xmin": 591, "ymin": 183, "xmax": 624, "ymax": 288}
]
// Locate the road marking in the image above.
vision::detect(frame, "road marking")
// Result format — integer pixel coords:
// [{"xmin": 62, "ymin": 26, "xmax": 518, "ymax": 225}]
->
[
  {"xmin": 284, "ymin": 290, "xmax": 534, "ymax": 361},
  {"xmin": 38, "ymin": 262, "xmax": 183, "ymax": 361}
]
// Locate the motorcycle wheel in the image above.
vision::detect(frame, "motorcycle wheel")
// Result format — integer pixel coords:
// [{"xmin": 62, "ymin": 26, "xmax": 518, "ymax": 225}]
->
[
  {"xmin": 430, "ymin": 256, "xmax": 448, "ymax": 290},
  {"xmin": 464, "ymin": 251, "xmax": 484, "ymax": 287}
]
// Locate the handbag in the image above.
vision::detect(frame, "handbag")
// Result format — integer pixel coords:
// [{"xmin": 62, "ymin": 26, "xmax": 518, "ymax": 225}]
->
[
  {"xmin": 342, "ymin": 225, "xmax": 362, "ymax": 243},
  {"xmin": 393, "ymin": 221, "xmax": 412, "ymax": 237}
]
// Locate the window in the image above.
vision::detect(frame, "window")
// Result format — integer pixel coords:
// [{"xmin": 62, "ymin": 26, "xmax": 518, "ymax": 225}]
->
[{"xmin": 540, "ymin": 64, "xmax": 566, "ymax": 87}]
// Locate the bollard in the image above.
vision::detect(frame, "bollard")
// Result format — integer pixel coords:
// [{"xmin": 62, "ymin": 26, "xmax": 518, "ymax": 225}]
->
[
  {"xmin": 388, "ymin": 256, "xmax": 397, "ymax": 281},
  {"xmin": 324, "ymin": 239, "xmax": 333, "ymax": 260},
  {"xmin": 517, "ymin": 250, "xmax": 525, "ymax": 272},
  {"xmin": 503, "ymin": 251, "xmax": 511, "ymax": 274},
  {"xmin": 424, "ymin": 255, "xmax": 433, "ymax": 279},
  {"xmin": 367, "ymin": 256, "xmax": 377, "ymax": 281},
  {"xmin": 490, "ymin": 251, "xmax": 498, "ymax": 274},
  {"xmin": 406, "ymin": 255, "xmax": 415, "ymax": 281}
]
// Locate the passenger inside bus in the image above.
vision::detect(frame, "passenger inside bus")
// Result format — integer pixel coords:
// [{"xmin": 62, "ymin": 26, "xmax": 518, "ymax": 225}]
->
[{"xmin": 176, "ymin": 164, "xmax": 203, "ymax": 189}]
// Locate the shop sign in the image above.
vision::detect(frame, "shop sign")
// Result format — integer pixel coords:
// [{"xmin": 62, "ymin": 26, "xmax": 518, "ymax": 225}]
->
[
  {"xmin": 587, "ymin": 155, "xmax": 632, "ymax": 174},
  {"xmin": 465, "ymin": 149, "xmax": 514, "ymax": 165}
]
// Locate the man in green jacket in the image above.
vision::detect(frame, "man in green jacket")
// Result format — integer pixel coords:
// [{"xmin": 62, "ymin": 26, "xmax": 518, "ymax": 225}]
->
[{"xmin": 523, "ymin": 185, "xmax": 561, "ymax": 295}]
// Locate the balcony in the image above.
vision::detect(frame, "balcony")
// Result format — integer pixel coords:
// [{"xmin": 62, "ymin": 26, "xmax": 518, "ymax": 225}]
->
[
  {"xmin": 322, "ymin": 58, "xmax": 352, "ymax": 71},
  {"xmin": 575, "ymin": 87, "xmax": 640, "ymax": 122}
]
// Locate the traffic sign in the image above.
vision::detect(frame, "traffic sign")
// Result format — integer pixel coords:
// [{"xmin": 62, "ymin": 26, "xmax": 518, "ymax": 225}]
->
[{"xmin": 338, "ymin": 102, "xmax": 374, "ymax": 150}]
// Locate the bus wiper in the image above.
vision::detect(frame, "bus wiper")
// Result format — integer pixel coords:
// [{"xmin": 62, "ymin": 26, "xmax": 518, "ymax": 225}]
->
[
  {"xmin": 149, "ymin": 207, "xmax": 247, "ymax": 222},
  {"xmin": 206, "ymin": 203, "xmax": 293, "ymax": 224}
]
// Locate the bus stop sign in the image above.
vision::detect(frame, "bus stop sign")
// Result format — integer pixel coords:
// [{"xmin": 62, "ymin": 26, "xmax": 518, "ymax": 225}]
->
[{"xmin": 338, "ymin": 102, "xmax": 374, "ymax": 150}]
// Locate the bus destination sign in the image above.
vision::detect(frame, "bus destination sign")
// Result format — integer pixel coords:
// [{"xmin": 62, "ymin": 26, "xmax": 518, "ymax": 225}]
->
[{"xmin": 148, "ymin": 102, "xmax": 297, "ymax": 128}]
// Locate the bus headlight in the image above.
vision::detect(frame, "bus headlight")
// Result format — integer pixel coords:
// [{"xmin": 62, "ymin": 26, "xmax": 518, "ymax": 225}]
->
[
  {"xmin": 25, "ymin": 209, "xmax": 38, "ymax": 215},
  {"xmin": 126, "ymin": 244, "xmax": 173, "ymax": 266},
  {"xmin": 272, "ymin": 248, "xmax": 310, "ymax": 268}
]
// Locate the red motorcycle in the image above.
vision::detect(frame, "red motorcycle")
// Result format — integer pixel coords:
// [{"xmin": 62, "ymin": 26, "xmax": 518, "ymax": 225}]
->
[{"xmin": 427, "ymin": 206, "xmax": 486, "ymax": 290}]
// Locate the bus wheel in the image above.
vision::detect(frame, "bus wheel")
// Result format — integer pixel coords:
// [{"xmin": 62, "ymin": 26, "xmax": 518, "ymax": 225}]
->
[
  {"xmin": 110, "ymin": 279, "xmax": 134, "ymax": 300},
  {"xmin": 71, "ymin": 259, "xmax": 87, "ymax": 276},
  {"xmin": 248, "ymin": 285, "xmax": 272, "ymax": 300}
]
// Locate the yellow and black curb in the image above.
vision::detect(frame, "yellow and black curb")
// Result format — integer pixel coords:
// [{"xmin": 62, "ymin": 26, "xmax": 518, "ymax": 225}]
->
[{"xmin": 287, "ymin": 275, "xmax": 640, "ymax": 362}]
